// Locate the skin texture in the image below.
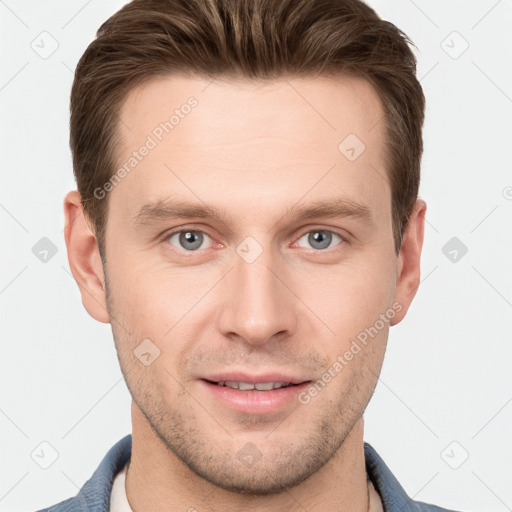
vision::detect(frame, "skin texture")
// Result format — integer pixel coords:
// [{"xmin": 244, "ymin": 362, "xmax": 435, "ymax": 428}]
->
[{"xmin": 64, "ymin": 74, "xmax": 426, "ymax": 511}]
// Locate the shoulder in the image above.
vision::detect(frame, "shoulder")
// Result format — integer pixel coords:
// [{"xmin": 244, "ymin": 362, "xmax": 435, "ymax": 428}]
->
[
  {"xmin": 35, "ymin": 496, "xmax": 85, "ymax": 512},
  {"xmin": 364, "ymin": 442, "xmax": 467, "ymax": 512},
  {"xmin": 33, "ymin": 435, "xmax": 132, "ymax": 512},
  {"xmin": 409, "ymin": 502, "xmax": 465, "ymax": 512}
]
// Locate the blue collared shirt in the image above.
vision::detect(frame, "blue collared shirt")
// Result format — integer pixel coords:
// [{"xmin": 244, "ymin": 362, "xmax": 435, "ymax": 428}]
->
[{"xmin": 35, "ymin": 434, "xmax": 461, "ymax": 512}]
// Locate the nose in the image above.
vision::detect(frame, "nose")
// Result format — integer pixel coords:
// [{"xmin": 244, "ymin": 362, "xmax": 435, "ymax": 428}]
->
[{"xmin": 217, "ymin": 241, "xmax": 298, "ymax": 346}]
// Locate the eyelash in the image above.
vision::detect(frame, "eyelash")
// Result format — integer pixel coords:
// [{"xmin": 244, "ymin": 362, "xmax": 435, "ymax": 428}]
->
[{"xmin": 162, "ymin": 227, "xmax": 347, "ymax": 255}]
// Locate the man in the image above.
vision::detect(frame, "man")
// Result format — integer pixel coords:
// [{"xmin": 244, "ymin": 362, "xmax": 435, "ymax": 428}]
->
[{"xmin": 37, "ymin": 0, "xmax": 463, "ymax": 510}]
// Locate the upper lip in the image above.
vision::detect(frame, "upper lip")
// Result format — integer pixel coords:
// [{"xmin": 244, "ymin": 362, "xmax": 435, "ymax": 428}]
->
[{"xmin": 201, "ymin": 372, "xmax": 311, "ymax": 385}]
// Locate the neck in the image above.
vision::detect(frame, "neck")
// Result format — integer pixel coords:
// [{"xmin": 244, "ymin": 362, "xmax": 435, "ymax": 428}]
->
[{"xmin": 125, "ymin": 402, "xmax": 369, "ymax": 512}]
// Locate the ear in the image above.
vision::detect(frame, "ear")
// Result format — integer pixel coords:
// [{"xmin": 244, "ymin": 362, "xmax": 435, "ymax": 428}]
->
[
  {"xmin": 390, "ymin": 199, "xmax": 426, "ymax": 326},
  {"xmin": 63, "ymin": 190, "xmax": 110, "ymax": 323}
]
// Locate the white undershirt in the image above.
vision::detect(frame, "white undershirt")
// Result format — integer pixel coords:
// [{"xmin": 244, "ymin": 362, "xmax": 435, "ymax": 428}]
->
[
  {"xmin": 109, "ymin": 463, "xmax": 132, "ymax": 512},
  {"xmin": 109, "ymin": 463, "xmax": 383, "ymax": 512}
]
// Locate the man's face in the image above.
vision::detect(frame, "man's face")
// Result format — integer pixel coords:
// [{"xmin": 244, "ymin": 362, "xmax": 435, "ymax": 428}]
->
[{"xmin": 102, "ymin": 74, "xmax": 400, "ymax": 493}]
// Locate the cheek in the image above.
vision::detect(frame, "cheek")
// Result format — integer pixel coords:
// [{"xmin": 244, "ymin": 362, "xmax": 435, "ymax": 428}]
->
[
  {"xmin": 107, "ymin": 260, "xmax": 222, "ymax": 364},
  {"xmin": 305, "ymin": 253, "xmax": 396, "ymax": 335},
  {"xmin": 106, "ymin": 252, "xmax": 180, "ymax": 317}
]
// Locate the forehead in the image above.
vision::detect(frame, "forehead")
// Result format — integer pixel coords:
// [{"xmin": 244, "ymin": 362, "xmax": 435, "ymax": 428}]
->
[
  {"xmin": 118, "ymin": 73, "xmax": 385, "ymax": 152},
  {"xmin": 110, "ymin": 73, "xmax": 389, "ymax": 227}
]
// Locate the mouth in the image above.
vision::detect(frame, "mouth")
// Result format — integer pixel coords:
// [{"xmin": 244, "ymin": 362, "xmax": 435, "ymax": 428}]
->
[
  {"xmin": 199, "ymin": 374, "xmax": 312, "ymax": 414},
  {"xmin": 203, "ymin": 379, "xmax": 300, "ymax": 391}
]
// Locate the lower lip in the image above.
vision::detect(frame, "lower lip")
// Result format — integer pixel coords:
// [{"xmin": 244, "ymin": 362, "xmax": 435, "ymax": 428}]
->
[{"xmin": 200, "ymin": 380, "xmax": 311, "ymax": 414}]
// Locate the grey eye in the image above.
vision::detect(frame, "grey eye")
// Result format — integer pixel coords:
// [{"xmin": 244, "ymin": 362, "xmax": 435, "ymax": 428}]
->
[
  {"xmin": 296, "ymin": 230, "xmax": 342, "ymax": 250},
  {"xmin": 168, "ymin": 231, "xmax": 210, "ymax": 251}
]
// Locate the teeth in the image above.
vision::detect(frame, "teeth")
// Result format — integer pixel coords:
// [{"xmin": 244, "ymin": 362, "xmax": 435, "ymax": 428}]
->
[
  {"xmin": 238, "ymin": 382, "xmax": 255, "ymax": 390},
  {"xmin": 218, "ymin": 381, "xmax": 291, "ymax": 390},
  {"xmin": 255, "ymin": 382, "xmax": 275, "ymax": 391}
]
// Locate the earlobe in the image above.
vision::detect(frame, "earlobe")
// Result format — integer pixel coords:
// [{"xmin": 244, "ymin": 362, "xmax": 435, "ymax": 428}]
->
[
  {"xmin": 63, "ymin": 190, "xmax": 110, "ymax": 323},
  {"xmin": 390, "ymin": 199, "xmax": 426, "ymax": 326}
]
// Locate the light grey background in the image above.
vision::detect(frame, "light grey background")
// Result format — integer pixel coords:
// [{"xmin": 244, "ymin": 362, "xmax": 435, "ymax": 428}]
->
[{"xmin": 1, "ymin": 1, "xmax": 511, "ymax": 511}]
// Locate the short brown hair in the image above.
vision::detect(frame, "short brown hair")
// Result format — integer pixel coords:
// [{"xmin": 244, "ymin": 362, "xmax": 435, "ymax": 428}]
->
[{"xmin": 70, "ymin": 0, "xmax": 425, "ymax": 256}]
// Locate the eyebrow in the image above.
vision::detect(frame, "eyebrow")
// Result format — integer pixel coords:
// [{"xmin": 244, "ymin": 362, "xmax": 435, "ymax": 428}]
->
[{"xmin": 133, "ymin": 196, "xmax": 373, "ymax": 228}]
